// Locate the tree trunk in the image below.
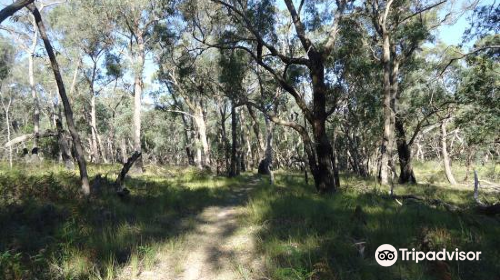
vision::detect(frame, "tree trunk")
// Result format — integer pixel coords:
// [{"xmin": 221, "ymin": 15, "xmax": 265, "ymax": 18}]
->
[
  {"xmin": 90, "ymin": 95, "xmax": 100, "ymax": 162},
  {"xmin": 29, "ymin": 4, "xmax": 90, "ymax": 195},
  {"xmin": 441, "ymin": 119, "xmax": 457, "ymax": 185},
  {"xmin": 311, "ymin": 119, "xmax": 338, "ymax": 193},
  {"xmin": 55, "ymin": 119, "xmax": 74, "ymax": 170},
  {"xmin": 3, "ymin": 100, "xmax": 13, "ymax": 168},
  {"xmin": 464, "ymin": 146, "xmax": 474, "ymax": 181},
  {"xmin": 120, "ymin": 138, "xmax": 128, "ymax": 164},
  {"xmin": 0, "ymin": 0, "xmax": 34, "ymax": 24},
  {"xmin": 395, "ymin": 117, "xmax": 416, "ymax": 184},
  {"xmin": 116, "ymin": 151, "xmax": 142, "ymax": 189},
  {"xmin": 258, "ymin": 116, "xmax": 274, "ymax": 181},
  {"xmin": 193, "ymin": 106, "xmax": 210, "ymax": 168},
  {"xmin": 220, "ymin": 105, "xmax": 230, "ymax": 173},
  {"xmin": 132, "ymin": 34, "xmax": 145, "ymax": 172},
  {"xmin": 29, "ymin": 52, "xmax": 40, "ymax": 159},
  {"xmin": 247, "ymin": 105, "xmax": 264, "ymax": 158},
  {"xmin": 54, "ymin": 96, "xmax": 74, "ymax": 169},
  {"xmin": 180, "ymin": 113, "xmax": 195, "ymax": 166},
  {"xmin": 229, "ymin": 104, "xmax": 240, "ymax": 177},
  {"xmin": 309, "ymin": 53, "xmax": 338, "ymax": 193},
  {"xmin": 240, "ymin": 108, "xmax": 252, "ymax": 169},
  {"xmin": 379, "ymin": 30, "xmax": 395, "ymax": 185}
]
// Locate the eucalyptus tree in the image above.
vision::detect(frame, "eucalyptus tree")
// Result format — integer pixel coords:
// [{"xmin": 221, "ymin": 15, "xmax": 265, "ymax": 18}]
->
[
  {"xmin": 365, "ymin": 0, "xmax": 448, "ymax": 184},
  {"xmin": 0, "ymin": 36, "xmax": 16, "ymax": 167},
  {"xmin": 50, "ymin": 0, "xmax": 116, "ymax": 163},
  {"xmin": 0, "ymin": 1, "xmax": 63, "ymax": 159},
  {"xmin": 454, "ymin": 36, "xmax": 500, "ymax": 169},
  {"xmin": 157, "ymin": 46, "xmax": 215, "ymax": 169},
  {"xmin": 188, "ymin": 0, "xmax": 351, "ymax": 192},
  {"xmin": 0, "ymin": 0, "xmax": 34, "ymax": 24},
  {"xmin": 332, "ymin": 16, "xmax": 382, "ymax": 177},
  {"xmin": 27, "ymin": 2, "xmax": 91, "ymax": 195},
  {"xmin": 219, "ymin": 48, "xmax": 247, "ymax": 176},
  {"xmin": 108, "ymin": 0, "xmax": 174, "ymax": 171}
]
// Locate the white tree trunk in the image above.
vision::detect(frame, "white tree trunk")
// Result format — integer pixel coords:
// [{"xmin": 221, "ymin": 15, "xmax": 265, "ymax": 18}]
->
[
  {"xmin": 441, "ymin": 119, "xmax": 457, "ymax": 185},
  {"xmin": 5, "ymin": 105, "xmax": 12, "ymax": 168},
  {"xmin": 90, "ymin": 94, "xmax": 100, "ymax": 162},
  {"xmin": 194, "ymin": 107, "xmax": 210, "ymax": 167}
]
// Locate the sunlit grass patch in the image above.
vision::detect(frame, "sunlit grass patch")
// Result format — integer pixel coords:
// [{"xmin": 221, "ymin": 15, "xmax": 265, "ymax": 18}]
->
[
  {"xmin": 246, "ymin": 171, "xmax": 500, "ymax": 280},
  {"xmin": 0, "ymin": 162, "xmax": 238, "ymax": 279}
]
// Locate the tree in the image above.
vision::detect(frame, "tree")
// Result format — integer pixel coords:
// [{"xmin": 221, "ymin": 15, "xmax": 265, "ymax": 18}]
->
[
  {"xmin": 191, "ymin": 0, "xmax": 349, "ymax": 192},
  {"xmin": 219, "ymin": 49, "xmax": 247, "ymax": 176},
  {"xmin": 0, "ymin": 0, "xmax": 34, "ymax": 24},
  {"xmin": 109, "ymin": 0, "xmax": 172, "ymax": 172},
  {"xmin": 0, "ymin": 36, "xmax": 16, "ymax": 168},
  {"xmin": 27, "ymin": 3, "xmax": 91, "ymax": 195},
  {"xmin": 366, "ymin": 0, "xmax": 447, "ymax": 184}
]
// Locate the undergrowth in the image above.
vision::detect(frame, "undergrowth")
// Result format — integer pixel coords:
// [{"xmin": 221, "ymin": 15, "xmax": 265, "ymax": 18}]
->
[
  {"xmin": 0, "ymin": 161, "xmax": 498, "ymax": 279},
  {"xmin": 246, "ymin": 171, "xmax": 500, "ymax": 280}
]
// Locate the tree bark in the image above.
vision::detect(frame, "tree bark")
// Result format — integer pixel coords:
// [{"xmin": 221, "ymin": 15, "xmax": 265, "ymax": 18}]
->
[
  {"xmin": 1, "ymin": 97, "xmax": 13, "ymax": 168},
  {"xmin": 28, "ymin": 30, "xmax": 40, "ymax": 159},
  {"xmin": 55, "ymin": 117, "xmax": 74, "ymax": 170},
  {"xmin": 219, "ymin": 104, "xmax": 230, "ymax": 173},
  {"xmin": 132, "ymin": 34, "xmax": 145, "ymax": 172},
  {"xmin": 0, "ymin": 0, "xmax": 34, "ymax": 24},
  {"xmin": 441, "ymin": 119, "xmax": 457, "ymax": 185},
  {"xmin": 90, "ymin": 94, "xmax": 100, "ymax": 162},
  {"xmin": 258, "ymin": 116, "xmax": 274, "ymax": 178},
  {"xmin": 116, "ymin": 151, "xmax": 142, "ymax": 189},
  {"xmin": 240, "ymin": 108, "xmax": 251, "ymax": 169},
  {"xmin": 309, "ymin": 53, "xmax": 339, "ymax": 193},
  {"xmin": 229, "ymin": 103, "xmax": 240, "ymax": 177},
  {"xmin": 28, "ymin": 4, "xmax": 90, "ymax": 195},
  {"xmin": 193, "ymin": 105, "xmax": 210, "ymax": 168},
  {"xmin": 379, "ymin": 30, "xmax": 395, "ymax": 185},
  {"xmin": 247, "ymin": 105, "xmax": 264, "ymax": 159},
  {"xmin": 395, "ymin": 117, "xmax": 416, "ymax": 184},
  {"xmin": 312, "ymin": 118, "xmax": 339, "ymax": 192},
  {"xmin": 180, "ymin": 113, "xmax": 195, "ymax": 165}
]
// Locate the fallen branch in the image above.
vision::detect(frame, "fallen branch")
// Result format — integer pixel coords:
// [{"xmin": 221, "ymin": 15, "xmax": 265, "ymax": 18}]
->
[
  {"xmin": 386, "ymin": 171, "xmax": 500, "ymax": 216},
  {"xmin": 389, "ymin": 194, "xmax": 460, "ymax": 212},
  {"xmin": 3, "ymin": 130, "xmax": 58, "ymax": 147}
]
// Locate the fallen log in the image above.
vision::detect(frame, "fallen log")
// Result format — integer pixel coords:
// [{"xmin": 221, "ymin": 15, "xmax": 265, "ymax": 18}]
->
[
  {"xmin": 386, "ymin": 171, "xmax": 500, "ymax": 216},
  {"xmin": 389, "ymin": 194, "xmax": 460, "ymax": 212}
]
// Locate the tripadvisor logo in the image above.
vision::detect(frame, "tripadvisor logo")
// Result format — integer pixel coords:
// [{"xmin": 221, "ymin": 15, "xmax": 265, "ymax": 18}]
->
[
  {"xmin": 375, "ymin": 244, "xmax": 482, "ymax": 267},
  {"xmin": 375, "ymin": 244, "xmax": 398, "ymax": 267}
]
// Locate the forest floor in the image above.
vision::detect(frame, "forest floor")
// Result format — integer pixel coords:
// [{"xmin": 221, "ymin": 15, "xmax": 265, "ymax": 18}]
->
[
  {"xmin": 0, "ymin": 161, "xmax": 499, "ymax": 280},
  {"xmin": 123, "ymin": 178, "xmax": 265, "ymax": 280}
]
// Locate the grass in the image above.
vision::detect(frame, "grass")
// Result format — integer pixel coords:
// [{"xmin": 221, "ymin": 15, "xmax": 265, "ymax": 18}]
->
[
  {"xmin": 245, "ymin": 166, "xmax": 500, "ymax": 280},
  {"xmin": 0, "ymin": 162, "xmax": 237, "ymax": 279},
  {"xmin": 0, "ymin": 160, "xmax": 498, "ymax": 279}
]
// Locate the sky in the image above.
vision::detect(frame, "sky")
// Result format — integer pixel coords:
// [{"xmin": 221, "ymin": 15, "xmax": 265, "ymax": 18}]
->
[{"xmin": 0, "ymin": 0, "xmax": 494, "ymax": 99}]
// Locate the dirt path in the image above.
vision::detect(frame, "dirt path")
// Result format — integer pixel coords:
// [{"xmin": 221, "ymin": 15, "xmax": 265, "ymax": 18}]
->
[{"xmin": 123, "ymin": 179, "xmax": 265, "ymax": 280}]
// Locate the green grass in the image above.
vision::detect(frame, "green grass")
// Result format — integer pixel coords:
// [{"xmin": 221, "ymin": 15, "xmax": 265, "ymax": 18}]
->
[
  {"xmin": 0, "ymin": 162, "xmax": 237, "ymax": 279},
  {"xmin": 413, "ymin": 160, "xmax": 499, "ymax": 186},
  {"xmin": 0, "ymin": 161, "xmax": 498, "ymax": 279},
  {"xmin": 245, "ymin": 169, "xmax": 500, "ymax": 280}
]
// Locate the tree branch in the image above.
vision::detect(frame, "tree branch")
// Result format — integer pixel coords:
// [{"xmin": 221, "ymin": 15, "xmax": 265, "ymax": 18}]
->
[
  {"xmin": 439, "ymin": 45, "xmax": 500, "ymax": 76},
  {"xmin": 0, "ymin": 0, "xmax": 34, "ymax": 24}
]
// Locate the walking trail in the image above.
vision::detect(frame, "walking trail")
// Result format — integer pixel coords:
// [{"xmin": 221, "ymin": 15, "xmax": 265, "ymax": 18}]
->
[{"xmin": 121, "ymin": 178, "xmax": 266, "ymax": 280}]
